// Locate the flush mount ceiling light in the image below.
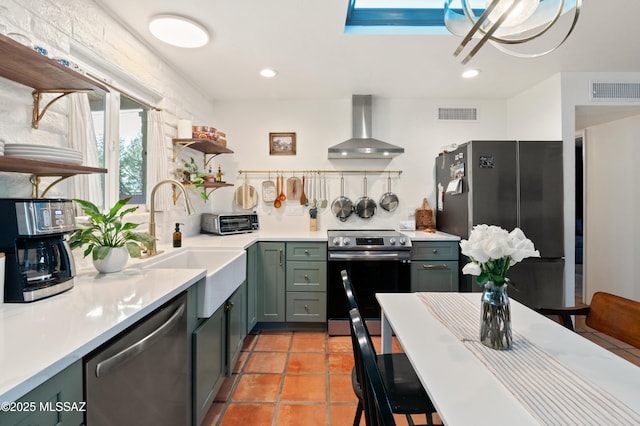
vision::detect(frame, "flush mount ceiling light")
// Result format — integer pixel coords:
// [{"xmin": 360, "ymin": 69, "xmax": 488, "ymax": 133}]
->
[
  {"xmin": 148, "ymin": 14, "xmax": 210, "ymax": 48},
  {"xmin": 444, "ymin": 0, "xmax": 582, "ymax": 64},
  {"xmin": 259, "ymin": 68, "xmax": 278, "ymax": 78},
  {"xmin": 462, "ymin": 68, "xmax": 480, "ymax": 78}
]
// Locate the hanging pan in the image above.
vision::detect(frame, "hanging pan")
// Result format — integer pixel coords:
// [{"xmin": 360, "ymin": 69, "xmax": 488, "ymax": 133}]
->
[
  {"xmin": 354, "ymin": 174, "xmax": 376, "ymax": 219},
  {"xmin": 331, "ymin": 175, "xmax": 353, "ymax": 222},
  {"xmin": 379, "ymin": 173, "xmax": 399, "ymax": 212}
]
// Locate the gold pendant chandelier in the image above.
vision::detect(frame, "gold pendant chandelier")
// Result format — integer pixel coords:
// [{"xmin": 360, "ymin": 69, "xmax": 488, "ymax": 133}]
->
[{"xmin": 444, "ymin": 0, "xmax": 582, "ymax": 64}]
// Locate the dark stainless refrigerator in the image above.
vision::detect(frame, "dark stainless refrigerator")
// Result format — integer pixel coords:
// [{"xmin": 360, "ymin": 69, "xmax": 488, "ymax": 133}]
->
[{"xmin": 435, "ymin": 140, "xmax": 564, "ymax": 308}]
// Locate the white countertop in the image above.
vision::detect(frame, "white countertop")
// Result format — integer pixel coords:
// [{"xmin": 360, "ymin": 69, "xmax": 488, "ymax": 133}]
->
[
  {"xmin": 0, "ymin": 267, "xmax": 205, "ymax": 404},
  {"xmin": 0, "ymin": 228, "xmax": 459, "ymax": 403}
]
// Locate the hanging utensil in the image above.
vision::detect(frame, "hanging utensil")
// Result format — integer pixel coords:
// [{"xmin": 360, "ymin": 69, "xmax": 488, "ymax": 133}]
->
[
  {"xmin": 274, "ymin": 174, "xmax": 282, "ymax": 208},
  {"xmin": 379, "ymin": 173, "xmax": 399, "ymax": 212},
  {"xmin": 299, "ymin": 174, "xmax": 307, "ymax": 206},
  {"xmin": 235, "ymin": 174, "xmax": 258, "ymax": 209},
  {"xmin": 278, "ymin": 174, "xmax": 286, "ymax": 201},
  {"xmin": 287, "ymin": 174, "xmax": 301, "ymax": 201},
  {"xmin": 312, "ymin": 173, "xmax": 317, "ymax": 208},
  {"xmin": 319, "ymin": 173, "xmax": 328, "ymax": 209},
  {"xmin": 354, "ymin": 174, "xmax": 376, "ymax": 219},
  {"xmin": 331, "ymin": 175, "xmax": 353, "ymax": 222},
  {"xmin": 262, "ymin": 172, "xmax": 276, "ymax": 203}
]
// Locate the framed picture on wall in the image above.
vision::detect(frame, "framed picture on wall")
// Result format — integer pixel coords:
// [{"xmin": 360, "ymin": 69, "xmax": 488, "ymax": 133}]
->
[{"xmin": 269, "ymin": 132, "xmax": 297, "ymax": 155}]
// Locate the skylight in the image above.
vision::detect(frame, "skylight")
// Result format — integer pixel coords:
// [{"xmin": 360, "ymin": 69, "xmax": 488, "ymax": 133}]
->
[{"xmin": 345, "ymin": 0, "xmax": 451, "ymax": 35}]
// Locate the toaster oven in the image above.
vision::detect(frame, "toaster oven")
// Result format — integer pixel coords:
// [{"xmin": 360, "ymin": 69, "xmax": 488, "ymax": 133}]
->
[{"xmin": 201, "ymin": 213, "xmax": 259, "ymax": 235}]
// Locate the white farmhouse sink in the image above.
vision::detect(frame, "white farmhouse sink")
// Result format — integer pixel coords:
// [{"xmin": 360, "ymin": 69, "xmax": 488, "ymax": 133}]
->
[{"xmin": 140, "ymin": 249, "xmax": 246, "ymax": 318}]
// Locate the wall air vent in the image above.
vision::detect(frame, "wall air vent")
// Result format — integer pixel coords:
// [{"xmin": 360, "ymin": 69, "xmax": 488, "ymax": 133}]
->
[
  {"xmin": 591, "ymin": 82, "xmax": 640, "ymax": 101},
  {"xmin": 438, "ymin": 107, "xmax": 478, "ymax": 121}
]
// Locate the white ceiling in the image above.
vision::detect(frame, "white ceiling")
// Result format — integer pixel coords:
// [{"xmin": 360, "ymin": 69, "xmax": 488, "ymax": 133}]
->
[{"xmin": 94, "ymin": 0, "xmax": 640, "ymax": 103}]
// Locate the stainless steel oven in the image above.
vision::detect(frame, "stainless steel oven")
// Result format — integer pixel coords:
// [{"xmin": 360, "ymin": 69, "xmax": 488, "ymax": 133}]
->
[{"xmin": 327, "ymin": 230, "xmax": 411, "ymax": 335}]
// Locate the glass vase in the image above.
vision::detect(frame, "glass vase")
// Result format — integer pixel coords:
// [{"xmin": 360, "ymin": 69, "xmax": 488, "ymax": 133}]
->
[{"xmin": 480, "ymin": 282, "xmax": 512, "ymax": 350}]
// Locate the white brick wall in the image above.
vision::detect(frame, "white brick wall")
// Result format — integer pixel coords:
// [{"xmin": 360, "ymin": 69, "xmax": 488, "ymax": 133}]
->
[{"xmin": 0, "ymin": 0, "xmax": 217, "ymax": 238}]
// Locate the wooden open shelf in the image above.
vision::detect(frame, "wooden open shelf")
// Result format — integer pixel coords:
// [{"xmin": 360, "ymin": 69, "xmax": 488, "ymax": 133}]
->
[
  {"xmin": 0, "ymin": 156, "xmax": 107, "ymax": 176},
  {"xmin": 0, "ymin": 33, "xmax": 107, "ymax": 92}
]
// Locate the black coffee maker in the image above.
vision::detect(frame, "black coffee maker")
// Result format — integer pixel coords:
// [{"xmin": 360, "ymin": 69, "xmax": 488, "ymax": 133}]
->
[{"xmin": 0, "ymin": 198, "xmax": 76, "ymax": 302}]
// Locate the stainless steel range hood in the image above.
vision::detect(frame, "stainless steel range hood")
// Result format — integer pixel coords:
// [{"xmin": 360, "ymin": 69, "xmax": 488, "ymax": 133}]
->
[{"xmin": 328, "ymin": 95, "xmax": 404, "ymax": 159}]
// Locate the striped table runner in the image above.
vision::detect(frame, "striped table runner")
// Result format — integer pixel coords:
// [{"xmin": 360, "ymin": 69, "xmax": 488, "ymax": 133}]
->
[{"xmin": 416, "ymin": 292, "xmax": 640, "ymax": 426}]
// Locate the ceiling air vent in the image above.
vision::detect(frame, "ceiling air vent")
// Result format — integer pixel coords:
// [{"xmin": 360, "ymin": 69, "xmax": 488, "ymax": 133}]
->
[
  {"xmin": 438, "ymin": 107, "xmax": 478, "ymax": 121},
  {"xmin": 591, "ymin": 82, "xmax": 640, "ymax": 102}
]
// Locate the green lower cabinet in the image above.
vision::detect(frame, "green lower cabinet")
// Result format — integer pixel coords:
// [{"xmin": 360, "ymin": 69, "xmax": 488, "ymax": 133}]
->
[
  {"xmin": 257, "ymin": 242, "xmax": 286, "ymax": 322},
  {"xmin": 410, "ymin": 261, "xmax": 459, "ymax": 292},
  {"xmin": 410, "ymin": 241, "xmax": 459, "ymax": 292},
  {"xmin": 285, "ymin": 291, "xmax": 327, "ymax": 322},
  {"xmin": 246, "ymin": 244, "xmax": 258, "ymax": 333},
  {"xmin": 0, "ymin": 360, "xmax": 83, "ymax": 426},
  {"xmin": 192, "ymin": 305, "xmax": 225, "ymax": 426},
  {"xmin": 227, "ymin": 282, "xmax": 247, "ymax": 374}
]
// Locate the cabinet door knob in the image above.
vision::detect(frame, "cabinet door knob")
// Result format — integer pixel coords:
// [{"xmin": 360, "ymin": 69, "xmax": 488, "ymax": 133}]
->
[
  {"xmin": 304, "ymin": 274, "xmax": 309, "ymax": 281},
  {"xmin": 432, "ymin": 249, "xmax": 438, "ymax": 254},
  {"xmin": 304, "ymin": 304, "xmax": 310, "ymax": 311},
  {"xmin": 304, "ymin": 249, "xmax": 309, "ymax": 255}
]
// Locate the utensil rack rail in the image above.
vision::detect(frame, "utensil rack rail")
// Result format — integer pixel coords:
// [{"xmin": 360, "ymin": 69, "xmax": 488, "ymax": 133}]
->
[{"xmin": 238, "ymin": 169, "xmax": 402, "ymax": 176}]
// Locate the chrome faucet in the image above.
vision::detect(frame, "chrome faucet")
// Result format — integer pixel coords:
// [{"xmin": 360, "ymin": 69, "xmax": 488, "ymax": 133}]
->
[{"xmin": 148, "ymin": 179, "xmax": 195, "ymax": 256}]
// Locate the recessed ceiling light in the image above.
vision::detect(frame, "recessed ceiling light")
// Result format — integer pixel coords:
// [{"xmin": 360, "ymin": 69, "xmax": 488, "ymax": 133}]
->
[
  {"xmin": 149, "ymin": 15, "xmax": 209, "ymax": 48},
  {"xmin": 462, "ymin": 69, "xmax": 480, "ymax": 79},
  {"xmin": 259, "ymin": 68, "xmax": 278, "ymax": 78}
]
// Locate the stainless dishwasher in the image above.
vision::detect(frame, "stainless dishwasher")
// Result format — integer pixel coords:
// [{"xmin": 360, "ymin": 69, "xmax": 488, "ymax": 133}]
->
[{"xmin": 84, "ymin": 293, "xmax": 188, "ymax": 426}]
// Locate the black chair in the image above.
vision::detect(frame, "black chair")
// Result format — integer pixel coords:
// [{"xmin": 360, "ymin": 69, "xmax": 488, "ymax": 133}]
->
[
  {"xmin": 341, "ymin": 270, "xmax": 440, "ymax": 426},
  {"xmin": 350, "ymin": 307, "xmax": 397, "ymax": 426}
]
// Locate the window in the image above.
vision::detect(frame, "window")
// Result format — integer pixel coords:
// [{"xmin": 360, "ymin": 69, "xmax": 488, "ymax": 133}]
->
[{"xmin": 88, "ymin": 91, "xmax": 149, "ymax": 210}]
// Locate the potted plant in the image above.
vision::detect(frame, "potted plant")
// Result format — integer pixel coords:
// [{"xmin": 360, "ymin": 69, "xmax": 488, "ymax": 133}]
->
[
  {"xmin": 182, "ymin": 157, "xmax": 209, "ymax": 201},
  {"xmin": 68, "ymin": 197, "xmax": 154, "ymax": 273}
]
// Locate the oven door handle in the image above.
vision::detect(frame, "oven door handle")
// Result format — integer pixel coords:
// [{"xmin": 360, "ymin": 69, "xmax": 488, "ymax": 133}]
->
[{"xmin": 328, "ymin": 252, "xmax": 411, "ymax": 261}]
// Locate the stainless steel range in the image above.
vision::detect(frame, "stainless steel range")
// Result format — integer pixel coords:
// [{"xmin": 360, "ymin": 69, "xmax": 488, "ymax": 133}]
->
[{"xmin": 327, "ymin": 229, "xmax": 411, "ymax": 335}]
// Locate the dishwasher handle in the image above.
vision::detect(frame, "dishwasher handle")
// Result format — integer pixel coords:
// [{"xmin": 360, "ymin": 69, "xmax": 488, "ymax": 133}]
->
[{"xmin": 95, "ymin": 302, "xmax": 186, "ymax": 378}]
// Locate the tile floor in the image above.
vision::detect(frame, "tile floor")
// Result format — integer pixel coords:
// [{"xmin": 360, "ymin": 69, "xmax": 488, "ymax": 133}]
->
[
  {"xmin": 574, "ymin": 316, "xmax": 640, "ymax": 367},
  {"xmin": 201, "ymin": 330, "xmax": 438, "ymax": 426},
  {"xmin": 203, "ymin": 325, "xmax": 639, "ymax": 425}
]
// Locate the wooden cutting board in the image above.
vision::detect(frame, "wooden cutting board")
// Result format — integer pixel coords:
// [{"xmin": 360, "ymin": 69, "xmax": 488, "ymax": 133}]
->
[
  {"xmin": 286, "ymin": 177, "xmax": 301, "ymax": 201},
  {"xmin": 415, "ymin": 198, "xmax": 436, "ymax": 230}
]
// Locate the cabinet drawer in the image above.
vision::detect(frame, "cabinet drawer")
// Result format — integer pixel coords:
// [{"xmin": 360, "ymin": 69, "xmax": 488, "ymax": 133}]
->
[
  {"xmin": 286, "ymin": 242, "xmax": 327, "ymax": 261},
  {"xmin": 286, "ymin": 261, "xmax": 327, "ymax": 292},
  {"xmin": 411, "ymin": 241, "xmax": 458, "ymax": 261},
  {"xmin": 286, "ymin": 291, "xmax": 327, "ymax": 322},
  {"xmin": 410, "ymin": 260, "xmax": 459, "ymax": 292}
]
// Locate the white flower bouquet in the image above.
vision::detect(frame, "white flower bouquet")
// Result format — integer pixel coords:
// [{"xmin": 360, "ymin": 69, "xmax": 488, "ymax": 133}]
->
[
  {"xmin": 461, "ymin": 224, "xmax": 539, "ymax": 350},
  {"xmin": 460, "ymin": 224, "xmax": 540, "ymax": 287}
]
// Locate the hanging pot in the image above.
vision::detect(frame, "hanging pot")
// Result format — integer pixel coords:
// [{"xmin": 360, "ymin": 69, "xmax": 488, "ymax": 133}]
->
[
  {"xmin": 331, "ymin": 176, "xmax": 353, "ymax": 222},
  {"xmin": 379, "ymin": 174, "xmax": 399, "ymax": 212},
  {"xmin": 354, "ymin": 175, "xmax": 376, "ymax": 219}
]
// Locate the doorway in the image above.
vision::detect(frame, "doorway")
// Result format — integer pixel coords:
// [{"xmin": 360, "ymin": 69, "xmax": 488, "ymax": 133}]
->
[
  {"xmin": 574, "ymin": 133, "xmax": 584, "ymax": 305},
  {"xmin": 575, "ymin": 105, "xmax": 640, "ymax": 305}
]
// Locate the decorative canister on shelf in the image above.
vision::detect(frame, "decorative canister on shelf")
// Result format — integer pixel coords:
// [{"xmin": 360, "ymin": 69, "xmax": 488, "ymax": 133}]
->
[{"xmin": 460, "ymin": 225, "xmax": 540, "ymax": 350}]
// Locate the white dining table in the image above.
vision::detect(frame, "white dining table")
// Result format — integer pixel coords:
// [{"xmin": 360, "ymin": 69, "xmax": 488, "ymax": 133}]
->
[{"xmin": 377, "ymin": 292, "xmax": 640, "ymax": 426}]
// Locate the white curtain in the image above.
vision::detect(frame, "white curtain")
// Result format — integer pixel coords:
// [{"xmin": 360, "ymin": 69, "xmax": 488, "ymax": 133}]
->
[
  {"xmin": 68, "ymin": 93, "xmax": 103, "ymax": 212},
  {"xmin": 146, "ymin": 109, "xmax": 172, "ymax": 212}
]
